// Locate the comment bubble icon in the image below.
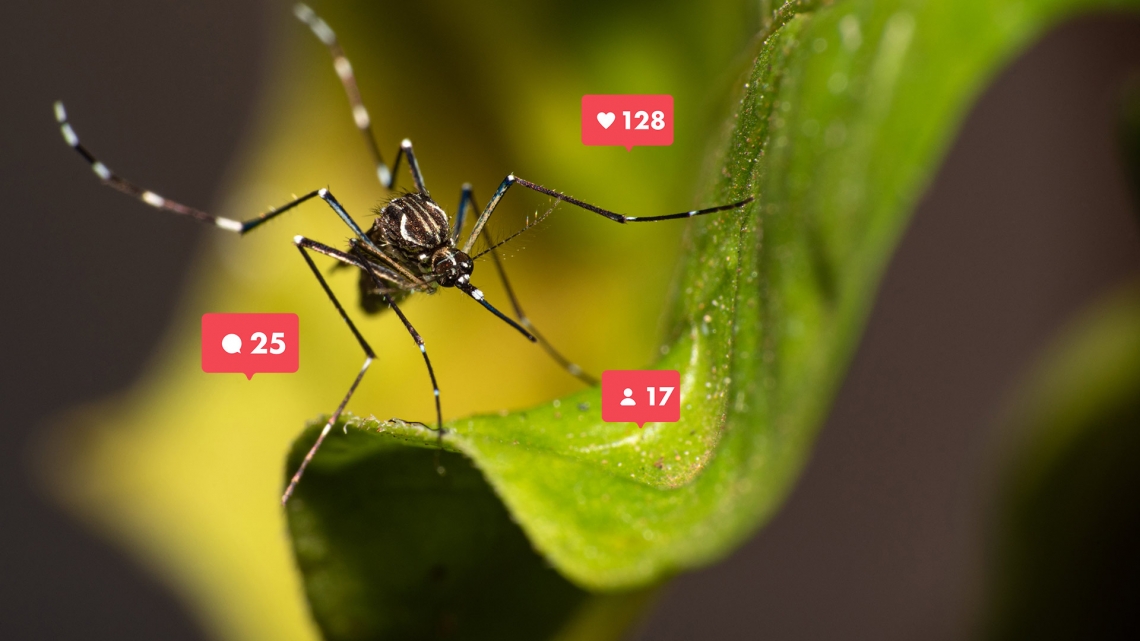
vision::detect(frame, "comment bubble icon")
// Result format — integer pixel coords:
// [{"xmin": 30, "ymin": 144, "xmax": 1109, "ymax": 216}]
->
[
  {"xmin": 221, "ymin": 333, "xmax": 242, "ymax": 354},
  {"xmin": 201, "ymin": 313, "xmax": 299, "ymax": 379}
]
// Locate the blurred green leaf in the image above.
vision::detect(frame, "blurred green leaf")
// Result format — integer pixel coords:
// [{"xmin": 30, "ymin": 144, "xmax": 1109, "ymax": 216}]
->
[
  {"xmin": 285, "ymin": 0, "xmax": 1140, "ymax": 638},
  {"xmin": 984, "ymin": 283, "xmax": 1140, "ymax": 640}
]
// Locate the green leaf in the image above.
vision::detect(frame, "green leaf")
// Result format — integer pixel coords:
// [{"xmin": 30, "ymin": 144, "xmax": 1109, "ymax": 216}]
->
[
  {"xmin": 285, "ymin": 0, "xmax": 1140, "ymax": 637},
  {"xmin": 285, "ymin": 427, "xmax": 655, "ymax": 641},
  {"xmin": 983, "ymin": 283, "xmax": 1140, "ymax": 638}
]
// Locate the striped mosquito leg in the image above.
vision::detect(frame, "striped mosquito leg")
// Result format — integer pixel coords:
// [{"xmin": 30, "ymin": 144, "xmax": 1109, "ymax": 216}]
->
[
  {"xmin": 485, "ymin": 243, "xmax": 597, "ymax": 385},
  {"xmin": 451, "ymin": 183, "xmax": 475, "ymax": 243},
  {"xmin": 382, "ymin": 294, "xmax": 444, "ymax": 434},
  {"xmin": 511, "ymin": 175, "xmax": 755, "ymax": 223},
  {"xmin": 282, "ymin": 236, "xmax": 379, "ymax": 505},
  {"xmin": 388, "ymin": 139, "xmax": 429, "ymax": 196},
  {"xmin": 54, "ymin": 101, "xmax": 246, "ymax": 232},
  {"xmin": 293, "ymin": 3, "xmax": 392, "ymax": 188},
  {"xmin": 624, "ymin": 198, "xmax": 755, "ymax": 222},
  {"xmin": 53, "ymin": 102, "xmax": 388, "ymax": 246},
  {"xmin": 461, "ymin": 173, "xmax": 754, "ymax": 253},
  {"xmin": 455, "ymin": 186, "xmax": 596, "ymax": 385}
]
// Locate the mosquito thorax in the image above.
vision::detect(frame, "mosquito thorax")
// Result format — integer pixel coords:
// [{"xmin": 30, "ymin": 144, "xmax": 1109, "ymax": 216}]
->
[
  {"xmin": 431, "ymin": 247, "xmax": 473, "ymax": 287},
  {"xmin": 377, "ymin": 192, "xmax": 450, "ymax": 256},
  {"xmin": 372, "ymin": 192, "xmax": 473, "ymax": 287}
]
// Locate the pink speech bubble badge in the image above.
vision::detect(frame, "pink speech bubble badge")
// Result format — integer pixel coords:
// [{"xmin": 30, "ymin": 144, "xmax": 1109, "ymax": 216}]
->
[
  {"xmin": 601, "ymin": 369, "xmax": 681, "ymax": 428},
  {"xmin": 582, "ymin": 95, "xmax": 674, "ymax": 151},
  {"xmin": 201, "ymin": 313, "xmax": 299, "ymax": 379}
]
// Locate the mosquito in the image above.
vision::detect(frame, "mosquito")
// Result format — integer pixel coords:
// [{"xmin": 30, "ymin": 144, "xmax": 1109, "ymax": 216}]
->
[{"xmin": 53, "ymin": 3, "xmax": 754, "ymax": 505}]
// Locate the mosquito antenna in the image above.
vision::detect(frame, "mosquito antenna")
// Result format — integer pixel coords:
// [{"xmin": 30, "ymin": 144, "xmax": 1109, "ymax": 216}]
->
[{"xmin": 472, "ymin": 197, "xmax": 561, "ymax": 261}]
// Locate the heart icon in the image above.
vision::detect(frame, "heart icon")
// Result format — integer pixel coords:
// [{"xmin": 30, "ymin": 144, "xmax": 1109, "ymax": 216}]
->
[{"xmin": 596, "ymin": 112, "xmax": 616, "ymax": 129}]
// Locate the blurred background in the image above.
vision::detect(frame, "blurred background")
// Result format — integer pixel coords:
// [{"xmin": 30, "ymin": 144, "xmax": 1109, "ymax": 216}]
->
[{"xmin": 1, "ymin": 1, "xmax": 1138, "ymax": 640}]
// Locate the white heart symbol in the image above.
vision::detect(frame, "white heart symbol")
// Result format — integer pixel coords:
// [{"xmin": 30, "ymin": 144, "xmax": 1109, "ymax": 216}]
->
[{"xmin": 597, "ymin": 112, "xmax": 616, "ymax": 129}]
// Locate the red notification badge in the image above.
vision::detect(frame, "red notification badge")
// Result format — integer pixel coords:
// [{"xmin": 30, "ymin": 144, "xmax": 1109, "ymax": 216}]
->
[
  {"xmin": 581, "ymin": 94, "xmax": 674, "ymax": 151},
  {"xmin": 201, "ymin": 313, "xmax": 298, "ymax": 379},
  {"xmin": 601, "ymin": 369, "xmax": 681, "ymax": 428}
]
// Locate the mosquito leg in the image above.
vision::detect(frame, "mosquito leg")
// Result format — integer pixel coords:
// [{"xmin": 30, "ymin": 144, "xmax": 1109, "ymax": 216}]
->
[
  {"xmin": 54, "ymin": 101, "xmax": 384, "ymax": 250},
  {"xmin": 451, "ymin": 182, "xmax": 474, "ymax": 243},
  {"xmin": 300, "ymin": 237, "xmax": 421, "ymax": 291},
  {"xmin": 382, "ymin": 295, "xmax": 444, "ymax": 439},
  {"xmin": 282, "ymin": 235, "xmax": 380, "ymax": 505},
  {"xmin": 292, "ymin": 2, "xmax": 391, "ymax": 187},
  {"xmin": 486, "ymin": 251, "xmax": 598, "ymax": 386},
  {"xmin": 455, "ymin": 185, "xmax": 597, "ymax": 385},
  {"xmin": 461, "ymin": 173, "xmax": 754, "ymax": 253},
  {"xmin": 293, "ymin": 4, "xmax": 428, "ymax": 196},
  {"xmin": 389, "ymin": 139, "xmax": 428, "ymax": 195},
  {"xmin": 236, "ymin": 187, "xmax": 378, "ymax": 248},
  {"xmin": 54, "ymin": 101, "xmax": 251, "ymax": 230}
]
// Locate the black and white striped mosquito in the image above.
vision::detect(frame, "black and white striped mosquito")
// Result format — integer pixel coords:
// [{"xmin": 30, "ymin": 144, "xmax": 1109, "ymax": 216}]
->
[{"xmin": 54, "ymin": 3, "xmax": 753, "ymax": 504}]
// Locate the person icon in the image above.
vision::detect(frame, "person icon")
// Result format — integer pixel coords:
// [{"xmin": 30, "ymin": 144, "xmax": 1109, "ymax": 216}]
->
[{"xmin": 620, "ymin": 388, "xmax": 636, "ymax": 406}]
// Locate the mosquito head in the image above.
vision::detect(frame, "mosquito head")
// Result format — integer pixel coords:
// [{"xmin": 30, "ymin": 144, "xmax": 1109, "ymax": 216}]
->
[{"xmin": 431, "ymin": 247, "xmax": 473, "ymax": 287}]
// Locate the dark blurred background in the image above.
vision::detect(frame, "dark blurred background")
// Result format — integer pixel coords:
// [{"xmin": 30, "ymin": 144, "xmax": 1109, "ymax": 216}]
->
[
  {"xmin": 1, "ymin": 1, "xmax": 266, "ymax": 639},
  {"xmin": 1, "ymin": 1, "xmax": 1139, "ymax": 640}
]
